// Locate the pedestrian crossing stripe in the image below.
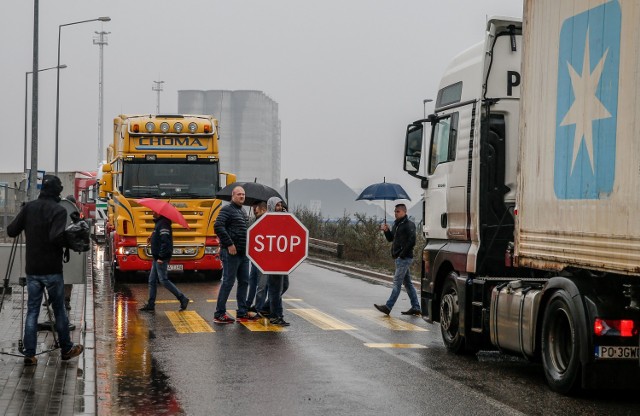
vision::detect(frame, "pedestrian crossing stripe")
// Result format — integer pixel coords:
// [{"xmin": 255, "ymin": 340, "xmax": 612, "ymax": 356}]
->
[
  {"xmin": 156, "ymin": 299, "xmax": 180, "ymax": 304},
  {"xmin": 288, "ymin": 309, "xmax": 356, "ymax": 330},
  {"xmin": 206, "ymin": 299, "xmax": 237, "ymax": 303},
  {"xmin": 346, "ymin": 309, "xmax": 428, "ymax": 331},
  {"xmin": 165, "ymin": 311, "xmax": 214, "ymax": 333},
  {"xmin": 364, "ymin": 343, "xmax": 427, "ymax": 349},
  {"xmin": 227, "ymin": 311, "xmax": 287, "ymax": 332}
]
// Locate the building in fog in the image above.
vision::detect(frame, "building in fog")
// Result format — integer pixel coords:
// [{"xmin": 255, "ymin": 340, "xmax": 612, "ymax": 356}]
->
[{"xmin": 177, "ymin": 90, "xmax": 281, "ymax": 188}]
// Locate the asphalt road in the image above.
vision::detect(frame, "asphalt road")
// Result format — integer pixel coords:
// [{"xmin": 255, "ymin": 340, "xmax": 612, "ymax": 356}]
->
[{"xmin": 92, "ymin": 246, "xmax": 640, "ymax": 416}]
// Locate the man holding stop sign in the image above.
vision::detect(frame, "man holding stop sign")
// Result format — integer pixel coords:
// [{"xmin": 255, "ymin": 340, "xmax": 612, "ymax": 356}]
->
[{"xmin": 247, "ymin": 197, "xmax": 309, "ymax": 326}]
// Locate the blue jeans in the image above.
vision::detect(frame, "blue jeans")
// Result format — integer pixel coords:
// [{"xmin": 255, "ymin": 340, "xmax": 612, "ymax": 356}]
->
[
  {"xmin": 247, "ymin": 262, "xmax": 260, "ymax": 306},
  {"xmin": 147, "ymin": 260, "xmax": 185, "ymax": 307},
  {"xmin": 215, "ymin": 249, "xmax": 250, "ymax": 317},
  {"xmin": 24, "ymin": 274, "xmax": 73, "ymax": 357},
  {"xmin": 268, "ymin": 274, "xmax": 285, "ymax": 318},
  {"xmin": 385, "ymin": 257, "xmax": 420, "ymax": 311}
]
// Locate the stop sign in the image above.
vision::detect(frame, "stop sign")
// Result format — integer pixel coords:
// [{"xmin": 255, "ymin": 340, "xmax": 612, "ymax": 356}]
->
[{"xmin": 247, "ymin": 213, "xmax": 309, "ymax": 274}]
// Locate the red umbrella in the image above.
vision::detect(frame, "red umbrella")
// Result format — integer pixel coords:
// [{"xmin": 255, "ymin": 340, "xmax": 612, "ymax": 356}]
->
[{"xmin": 136, "ymin": 198, "xmax": 190, "ymax": 229}]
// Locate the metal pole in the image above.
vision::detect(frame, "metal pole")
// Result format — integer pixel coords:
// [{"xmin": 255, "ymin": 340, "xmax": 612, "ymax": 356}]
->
[
  {"xmin": 94, "ymin": 31, "xmax": 109, "ymax": 167},
  {"xmin": 24, "ymin": 72, "xmax": 29, "ymax": 174},
  {"xmin": 28, "ymin": 0, "xmax": 39, "ymax": 201},
  {"xmin": 152, "ymin": 81, "xmax": 164, "ymax": 113}
]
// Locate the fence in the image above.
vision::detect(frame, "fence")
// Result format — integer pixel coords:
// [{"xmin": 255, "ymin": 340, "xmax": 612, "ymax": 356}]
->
[
  {"xmin": 308, "ymin": 237, "xmax": 344, "ymax": 259},
  {"xmin": 0, "ymin": 185, "xmax": 26, "ymax": 243}
]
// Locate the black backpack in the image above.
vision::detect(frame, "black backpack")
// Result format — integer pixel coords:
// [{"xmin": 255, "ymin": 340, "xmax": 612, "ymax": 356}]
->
[{"xmin": 64, "ymin": 211, "xmax": 91, "ymax": 253}]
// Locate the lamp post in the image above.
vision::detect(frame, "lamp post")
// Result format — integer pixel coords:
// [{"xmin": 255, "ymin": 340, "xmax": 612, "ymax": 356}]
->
[
  {"xmin": 54, "ymin": 16, "xmax": 110, "ymax": 176},
  {"xmin": 423, "ymin": 98, "xmax": 433, "ymax": 119},
  {"xmin": 24, "ymin": 65, "xmax": 67, "ymax": 174}
]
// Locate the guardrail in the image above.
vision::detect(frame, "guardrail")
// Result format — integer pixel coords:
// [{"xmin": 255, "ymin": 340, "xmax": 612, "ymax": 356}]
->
[{"xmin": 308, "ymin": 237, "xmax": 344, "ymax": 259}]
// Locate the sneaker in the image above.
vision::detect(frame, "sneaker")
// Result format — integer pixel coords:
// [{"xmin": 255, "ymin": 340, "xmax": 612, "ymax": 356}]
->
[
  {"xmin": 23, "ymin": 356, "xmax": 37, "ymax": 366},
  {"xmin": 213, "ymin": 314, "xmax": 235, "ymax": 324},
  {"xmin": 179, "ymin": 297, "xmax": 190, "ymax": 311},
  {"xmin": 236, "ymin": 313, "xmax": 259, "ymax": 322},
  {"xmin": 139, "ymin": 303, "xmax": 155, "ymax": 312},
  {"xmin": 270, "ymin": 317, "xmax": 290, "ymax": 326},
  {"xmin": 374, "ymin": 304, "xmax": 391, "ymax": 315},
  {"xmin": 401, "ymin": 308, "xmax": 421, "ymax": 316},
  {"xmin": 61, "ymin": 344, "xmax": 84, "ymax": 360}
]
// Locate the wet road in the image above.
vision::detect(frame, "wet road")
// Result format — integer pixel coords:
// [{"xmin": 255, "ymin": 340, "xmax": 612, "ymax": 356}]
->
[{"xmin": 91, "ymin": 245, "xmax": 640, "ymax": 416}]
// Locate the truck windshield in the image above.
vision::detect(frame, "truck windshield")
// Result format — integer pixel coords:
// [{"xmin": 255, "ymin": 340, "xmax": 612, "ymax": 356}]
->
[{"xmin": 122, "ymin": 162, "xmax": 219, "ymax": 199}]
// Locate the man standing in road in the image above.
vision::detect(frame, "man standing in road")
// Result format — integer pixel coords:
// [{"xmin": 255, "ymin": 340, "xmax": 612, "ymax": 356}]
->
[
  {"xmin": 213, "ymin": 186, "xmax": 257, "ymax": 323},
  {"xmin": 265, "ymin": 196, "xmax": 291, "ymax": 326},
  {"xmin": 139, "ymin": 212, "xmax": 190, "ymax": 312},
  {"xmin": 7, "ymin": 175, "xmax": 84, "ymax": 366},
  {"xmin": 374, "ymin": 203, "xmax": 421, "ymax": 316}
]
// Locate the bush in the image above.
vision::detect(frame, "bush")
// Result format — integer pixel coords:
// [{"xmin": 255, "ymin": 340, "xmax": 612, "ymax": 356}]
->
[{"xmin": 292, "ymin": 207, "xmax": 424, "ymax": 278}]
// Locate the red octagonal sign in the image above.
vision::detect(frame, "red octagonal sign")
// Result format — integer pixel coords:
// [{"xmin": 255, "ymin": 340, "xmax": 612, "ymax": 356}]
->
[{"xmin": 247, "ymin": 213, "xmax": 309, "ymax": 274}]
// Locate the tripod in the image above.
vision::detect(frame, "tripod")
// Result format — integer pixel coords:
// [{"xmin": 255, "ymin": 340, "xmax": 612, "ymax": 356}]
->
[{"xmin": 0, "ymin": 235, "xmax": 59, "ymax": 358}]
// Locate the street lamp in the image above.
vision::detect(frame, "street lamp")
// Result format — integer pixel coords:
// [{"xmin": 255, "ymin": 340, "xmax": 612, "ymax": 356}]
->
[
  {"xmin": 24, "ymin": 65, "xmax": 67, "ymax": 173},
  {"xmin": 54, "ymin": 16, "xmax": 110, "ymax": 175},
  {"xmin": 423, "ymin": 98, "xmax": 433, "ymax": 119}
]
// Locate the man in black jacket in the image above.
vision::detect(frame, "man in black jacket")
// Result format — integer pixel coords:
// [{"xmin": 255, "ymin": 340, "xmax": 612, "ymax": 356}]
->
[
  {"xmin": 374, "ymin": 204, "xmax": 421, "ymax": 316},
  {"xmin": 213, "ymin": 186, "xmax": 257, "ymax": 323},
  {"xmin": 139, "ymin": 213, "xmax": 189, "ymax": 312},
  {"xmin": 7, "ymin": 175, "xmax": 84, "ymax": 366}
]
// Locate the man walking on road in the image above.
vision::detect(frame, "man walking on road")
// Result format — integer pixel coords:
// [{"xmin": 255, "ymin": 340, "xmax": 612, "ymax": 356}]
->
[
  {"xmin": 139, "ymin": 212, "xmax": 189, "ymax": 312},
  {"xmin": 374, "ymin": 203, "xmax": 421, "ymax": 316},
  {"xmin": 213, "ymin": 186, "xmax": 257, "ymax": 323},
  {"xmin": 7, "ymin": 175, "xmax": 84, "ymax": 366}
]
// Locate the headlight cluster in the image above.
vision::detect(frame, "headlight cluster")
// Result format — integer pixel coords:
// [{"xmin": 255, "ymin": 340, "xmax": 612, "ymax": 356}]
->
[
  {"xmin": 144, "ymin": 121, "xmax": 197, "ymax": 133},
  {"xmin": 204, "ymin": 246, "xmax": 220, "ymax": 255},
  {"xmin": 173, "ymin": 247, "xmax": 198, "ymax": 255},
  {"xmin": 119, "ymin": 247, "xmax": 138, "ymax": 255}
]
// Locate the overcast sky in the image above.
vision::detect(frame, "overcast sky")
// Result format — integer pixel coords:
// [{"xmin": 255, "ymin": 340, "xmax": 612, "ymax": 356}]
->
[{"xmin": 1, "ymin": 0, "xmax": 523, "ymax": 204}]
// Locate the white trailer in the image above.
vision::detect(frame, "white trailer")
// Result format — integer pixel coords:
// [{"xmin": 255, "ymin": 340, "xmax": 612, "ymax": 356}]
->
[{"xmin": 403, "ymin": 1, "xmax": 640, "ymax": 394}]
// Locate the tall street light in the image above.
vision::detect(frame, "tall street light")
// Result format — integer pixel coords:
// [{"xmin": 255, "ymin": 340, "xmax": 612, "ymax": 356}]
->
[
  {"xmin": 54, "ymin": 16, "xmax": 111, "ymax": 176},
  {"xmin": 24, "ymin": 65, "xmax": 67, "ymax": 174}
]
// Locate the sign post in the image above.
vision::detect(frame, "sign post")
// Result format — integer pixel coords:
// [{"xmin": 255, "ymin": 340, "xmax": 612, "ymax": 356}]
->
[{"xmin": 247, "ymin": 213, "xmax": 309, "ymax": 274}]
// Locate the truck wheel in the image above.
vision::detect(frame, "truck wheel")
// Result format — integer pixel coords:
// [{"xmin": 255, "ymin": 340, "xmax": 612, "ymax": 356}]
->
[
  {"xmin": 541, "ymin": 291, "xmax": 581, "ymax": 394},
  {"xmin": 440, "ymin": 272, "xmax": 465, "ymax": 353}
]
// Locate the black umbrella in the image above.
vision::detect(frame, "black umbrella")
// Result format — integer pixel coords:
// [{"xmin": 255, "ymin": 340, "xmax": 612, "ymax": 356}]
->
[
  {"xmin": 356, "ymin": 177, "xmax": 411, "ymax": 223},
  {"xmin": 216, "ymin": 181, "xmax": 285, "ymax": 206}
]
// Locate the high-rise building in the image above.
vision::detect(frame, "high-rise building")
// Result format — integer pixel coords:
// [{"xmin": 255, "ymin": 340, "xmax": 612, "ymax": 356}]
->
[{"xmin": 178, "ymin": 90, "xmax": 281, "ymax": 188}]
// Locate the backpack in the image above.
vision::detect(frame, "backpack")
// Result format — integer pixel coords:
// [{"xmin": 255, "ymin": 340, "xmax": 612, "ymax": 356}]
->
[{"xmin": 64, "ymin": 211, "xmax": 91, "ymax": 253}]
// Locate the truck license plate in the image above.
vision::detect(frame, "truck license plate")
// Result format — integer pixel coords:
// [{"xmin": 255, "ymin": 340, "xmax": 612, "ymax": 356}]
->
[
  {"xmin": 167, "ymin": 264, "xmax": 183, "ymax": 271},
  {"xmin": 595, "ymin": 346, "xmax": 640, "ymax": 359}
]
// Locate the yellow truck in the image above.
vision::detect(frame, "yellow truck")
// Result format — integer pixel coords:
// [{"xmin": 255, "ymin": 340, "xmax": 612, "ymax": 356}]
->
[{"xmin": 99, "ymin": 114, "xmax": 235, "ymax": 279}]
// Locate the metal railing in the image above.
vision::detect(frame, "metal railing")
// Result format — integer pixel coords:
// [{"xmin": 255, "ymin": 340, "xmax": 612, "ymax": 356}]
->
[{"xmin": 308, "ymin": 237, "xmax": 344, "ymax": 259}]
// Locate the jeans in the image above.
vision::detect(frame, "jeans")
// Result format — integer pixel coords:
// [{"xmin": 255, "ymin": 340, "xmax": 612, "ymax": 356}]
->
[
  {"xmin": 385, "ymin": 257, "xmax": 420, "ymax": 311},
  {"xmin": 268, "ymin": 274, "xmax": 285, "ymax": 318},
  {"xmin": 254, "ymin": 272, "xmax": 269, "ymax": 312},
  {"xmin": 247, "ymin": 262, "xmax": 260, "ymax": 306},
  {"xmin": 147, "ymin": 260, "xmax": 186, "ymax": 307},
  {"xmin": 215, "ymin": 249, "xmax": 250, "ymax": 317},
  {"xmin": 24, "ymin": 274, "xmax": 73, "ymax": 357}
]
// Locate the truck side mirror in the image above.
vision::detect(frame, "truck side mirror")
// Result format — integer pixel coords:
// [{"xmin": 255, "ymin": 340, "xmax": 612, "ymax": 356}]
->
[
  {"xmin": 102, "ymin": 164, "xmax": 112, "ymax": 173},
  {"xmin": 99, "ymin": 172, "xmax": 113, "ymax": 197},
  {"xmin": 404, "ymin": 122, "xmax": 425, "ymax": 178}
]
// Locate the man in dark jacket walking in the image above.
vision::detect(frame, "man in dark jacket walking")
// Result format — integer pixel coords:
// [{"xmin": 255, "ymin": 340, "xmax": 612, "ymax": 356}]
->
[
  {"xmin": 139, "ymin": 213, "xmax": 189, "ymax": 312},
  {"xmin": 213, "ymin": 186, "xmax": 257, "ymax": 323},
  {"xmin": 7, "ymin": 175, "xmax": 84, "ymax": 366},
  {"xmin": 374, "ymin": 203, "xmax": 421, "ymax": 316}
]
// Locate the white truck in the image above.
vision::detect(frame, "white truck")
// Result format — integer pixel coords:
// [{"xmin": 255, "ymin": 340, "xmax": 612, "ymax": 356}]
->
[{"xmin": 403, "ymin": 0, "xmax": 640, "ymax": 393}]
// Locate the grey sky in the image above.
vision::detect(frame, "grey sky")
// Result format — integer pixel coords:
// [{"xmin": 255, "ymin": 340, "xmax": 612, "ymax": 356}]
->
[{"xmin": 1, "ymin": 0, "xmax": 523, "ymax": 204}]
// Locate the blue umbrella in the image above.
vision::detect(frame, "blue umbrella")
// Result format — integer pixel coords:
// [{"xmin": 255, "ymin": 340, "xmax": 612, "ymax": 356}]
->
[{"xmin": 356, "ymin": 177, "xmax": 411, "ymax": 223}]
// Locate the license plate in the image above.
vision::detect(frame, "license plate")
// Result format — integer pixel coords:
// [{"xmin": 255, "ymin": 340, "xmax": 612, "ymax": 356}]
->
[
  {"xmin": 595, "ymin": 346, "xmax": 640, "ymax": 359},
  {"xmin": 167, "ymin": 264, "xmax": 183, "ymax": 271}
]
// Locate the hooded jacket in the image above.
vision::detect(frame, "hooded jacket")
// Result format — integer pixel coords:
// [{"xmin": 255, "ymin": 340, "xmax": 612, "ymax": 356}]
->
[
  {"xmin": 267, "ymin": 197, "xmax": 285, "ymax": 212},
  {"xmin": 150, "ymin": 216, "xmax": 173, "ymax": 261},
  {"xmin": 383, "ymin": 214, "xmax": 416, "ymax": 259},
  {"xmin": 7, "ymin": 178, "xmax": 67, "ymax": 275}
]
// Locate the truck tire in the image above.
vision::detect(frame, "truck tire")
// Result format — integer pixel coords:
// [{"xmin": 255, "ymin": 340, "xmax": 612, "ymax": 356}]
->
[
  {"xmin": 541, "ymin": 290, "xmax": 581, "ymax": 394},
  {"xmin": 440, "ymin": 272, "xmax": 465, "ymax": 353}
]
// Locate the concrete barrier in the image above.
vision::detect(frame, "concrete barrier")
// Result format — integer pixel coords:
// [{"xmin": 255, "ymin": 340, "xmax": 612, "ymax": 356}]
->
[{"xmin": 0, "ymin": 243, "xmax": 86, "ymax": 285}]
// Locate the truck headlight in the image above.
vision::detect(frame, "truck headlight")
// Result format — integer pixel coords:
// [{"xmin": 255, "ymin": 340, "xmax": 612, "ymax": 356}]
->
[
  {"xmin": 183, "ymin": 247, "xmax": 197, "ymax": 255},
  {"xmin": 204, "ymin": 246, "xmax": 219, "ymax": 255},
  {"xmin": 119, "ymin": 247, "xmax": 138, "ymax": 255}
]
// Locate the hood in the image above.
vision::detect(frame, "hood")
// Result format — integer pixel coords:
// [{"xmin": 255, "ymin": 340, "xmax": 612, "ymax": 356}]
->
[{"xmin": 267, "ymin": 196, "xmax": 283, "ymax": 212}]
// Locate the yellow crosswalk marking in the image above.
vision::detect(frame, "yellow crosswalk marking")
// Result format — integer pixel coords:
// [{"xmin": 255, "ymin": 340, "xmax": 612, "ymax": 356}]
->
[
  {"xmin": 283, "ymin": 298, "xmax": 303, "ymax": 302},
  {"xmin": 165, "ymin": 311, "xmax": 214, "ymax": 333},
  {"xmin": 364, "ymin": 343, "xmax": 427, "ymax": 349},
  {"xmin": 288, "ymin": 309, "xmax": 356, "ymax": 330},
  {"xmin": 227, "ymin": 311, "xmax": 287, "ymax": 332},
  {"xmin": 206, "ymin": 299, "xmax": 237, "ymax": 303},
  {"xmin": 156, "ymin": 299, "xmax": 179, "ymax": 304},
  {"xmin": 346, "ymin": 309, "xmax": 428, "ymax": 331}
]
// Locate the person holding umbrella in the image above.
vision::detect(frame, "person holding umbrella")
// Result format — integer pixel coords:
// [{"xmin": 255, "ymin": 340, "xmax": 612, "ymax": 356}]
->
[
  {"xmin": 138, "ymin": 201, "xmax": 190, "ymax": 312},
  {"xmin": 374, "ymin": 203, "xmax": 421, "ymax": 316}
]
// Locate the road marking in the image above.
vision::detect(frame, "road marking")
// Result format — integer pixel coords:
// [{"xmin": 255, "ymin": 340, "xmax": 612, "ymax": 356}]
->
[
  {"xmin": 155, "ymin": 299, "xmax": 179, "ymax": 304},
  {"xmin": 283, "ymin": 298, "xmax": 303, "ymax": 302},
  {"xmin": 165, "ymin": 311, "xmax": 214, "ymax": 333},
  {"xmin": 227, "ymin": 311, "xmax": 287, "ymax": 332},
  {"xmin": 288, "ymin": 309, "xmax": 356, "ymax": 330},
  {"xmin": 346, "ymin": 309, "xmax": 428, "ymax": 331},
  {"xmin": 206, "ymin": 299, "xmax": 236, "ymax": 303},
  {"xmin": 364, "ymin": 343, "xmax": 427, "ymax": 349}
]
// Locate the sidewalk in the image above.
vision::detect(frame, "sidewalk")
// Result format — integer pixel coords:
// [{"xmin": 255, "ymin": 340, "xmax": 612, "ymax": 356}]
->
[{"xmin": 0, "ymin": 276, "xmax": 96, "ymax": 415}]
